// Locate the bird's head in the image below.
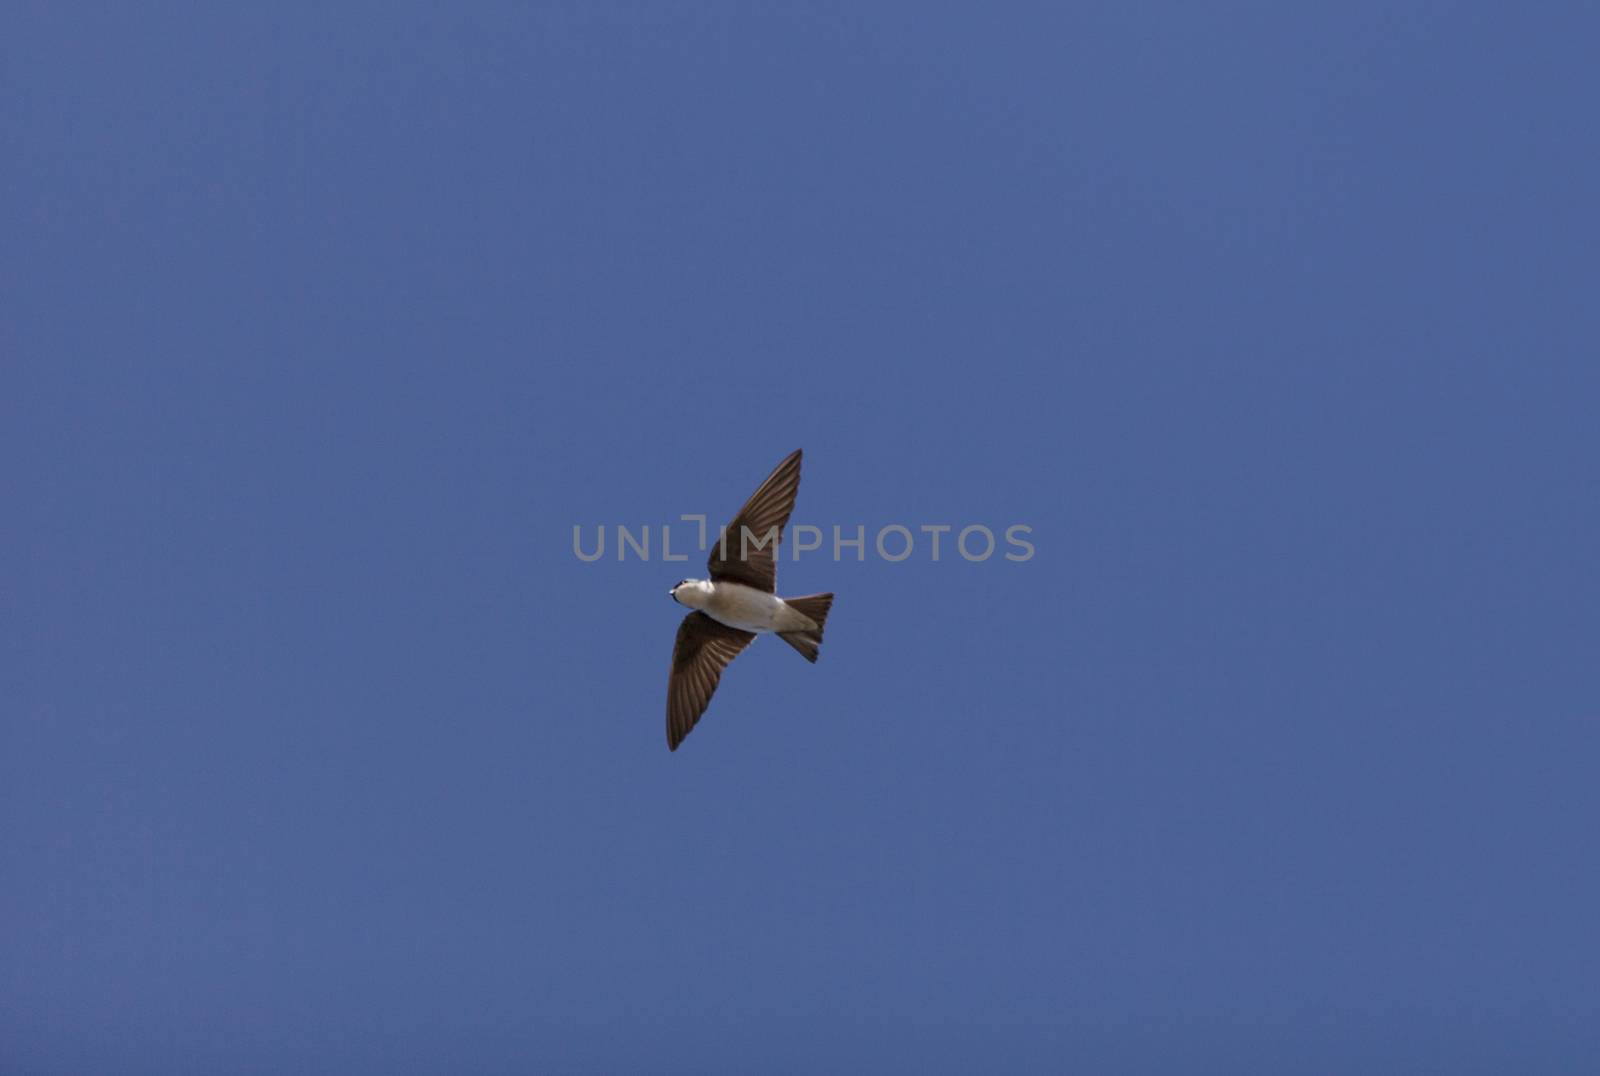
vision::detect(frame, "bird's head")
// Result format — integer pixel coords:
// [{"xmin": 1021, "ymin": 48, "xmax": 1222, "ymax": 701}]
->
[{"xmin": 669, "ymin": 579, "xmax": 708, "ymax": 607}]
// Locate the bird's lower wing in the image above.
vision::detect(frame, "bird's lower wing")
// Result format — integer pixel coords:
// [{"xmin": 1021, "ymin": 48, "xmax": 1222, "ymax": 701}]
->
[{"xmin": 667, "ymin": 611, "xmax": 757, "ymax": 751}]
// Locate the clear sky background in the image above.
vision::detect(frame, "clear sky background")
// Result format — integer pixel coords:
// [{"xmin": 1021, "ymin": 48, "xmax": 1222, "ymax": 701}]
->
[{"xmin": 6, "ymin": 4, "xmax": 1598, "ymax": 1073}]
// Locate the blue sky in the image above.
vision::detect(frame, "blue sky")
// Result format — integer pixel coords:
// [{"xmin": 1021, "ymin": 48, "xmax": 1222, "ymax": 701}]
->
[{"xmin": 5, "ymin": 4, "xmax": 1598, "ymax": 1072}]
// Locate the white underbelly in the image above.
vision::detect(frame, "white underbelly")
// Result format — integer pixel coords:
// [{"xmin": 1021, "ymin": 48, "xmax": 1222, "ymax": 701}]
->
[{"xmin": 704, "ymin": 583, "xmax": 791, "ymax": 633}]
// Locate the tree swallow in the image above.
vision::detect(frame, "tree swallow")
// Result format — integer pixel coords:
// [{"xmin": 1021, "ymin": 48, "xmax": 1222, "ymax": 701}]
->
[{"xmin": 666, "ymin": 448, "xmax": 834, "ymax": 751}]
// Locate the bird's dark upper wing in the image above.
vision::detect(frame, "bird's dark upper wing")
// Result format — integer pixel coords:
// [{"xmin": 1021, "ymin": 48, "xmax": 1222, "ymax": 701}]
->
[
  {"xmin": 707, "ymin": 448, "xmax": 802, "ymax": 593},
  {"xmin": 667, "ymin": 611, "xmax": 757, "ymax": 751}
]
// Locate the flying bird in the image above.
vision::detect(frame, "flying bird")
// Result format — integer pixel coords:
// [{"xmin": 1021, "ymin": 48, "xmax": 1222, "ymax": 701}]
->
[{"xmin": 666, "ymin": 448, "xmax": 834, "ymax": 751}]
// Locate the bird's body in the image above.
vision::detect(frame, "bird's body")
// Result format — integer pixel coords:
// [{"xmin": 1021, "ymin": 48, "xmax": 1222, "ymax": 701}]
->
[
  {"xmin": 671, "ymin": 578, "xmax": 818, "ymax": 635},
  {"xmin": 662, "ymin": 448, "xmax": 834, "ymax": 751}
]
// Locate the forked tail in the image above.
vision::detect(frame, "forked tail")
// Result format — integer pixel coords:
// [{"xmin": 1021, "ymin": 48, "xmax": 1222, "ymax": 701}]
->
[{"xmin": 777, "ymin": 593, "xmax": 834, "ymax": 663}]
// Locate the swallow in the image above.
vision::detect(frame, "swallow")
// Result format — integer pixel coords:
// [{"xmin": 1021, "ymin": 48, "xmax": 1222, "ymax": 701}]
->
[{"xmin": 665, "ymin": 448, "xmax": 834, "ymax": 751}]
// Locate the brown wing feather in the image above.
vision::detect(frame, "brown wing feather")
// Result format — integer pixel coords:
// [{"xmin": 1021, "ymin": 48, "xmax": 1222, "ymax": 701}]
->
[
  {"xmin": 667, "ymin": 611, "xmax": 757, "ymax": 751},
  {"xmin": 707, "ymin": 448, "xmax": 802, "ymax": 593}
]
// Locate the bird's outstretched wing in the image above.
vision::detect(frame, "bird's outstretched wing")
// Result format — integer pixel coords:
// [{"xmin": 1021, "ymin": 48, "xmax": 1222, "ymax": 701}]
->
[
  {"xmin": 667, "ymin": 611, "xmax": 757, "ymax": 751},
  {"xmin": 707, "ymin": 448, "xmax": 802, "ymax": 593}
]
